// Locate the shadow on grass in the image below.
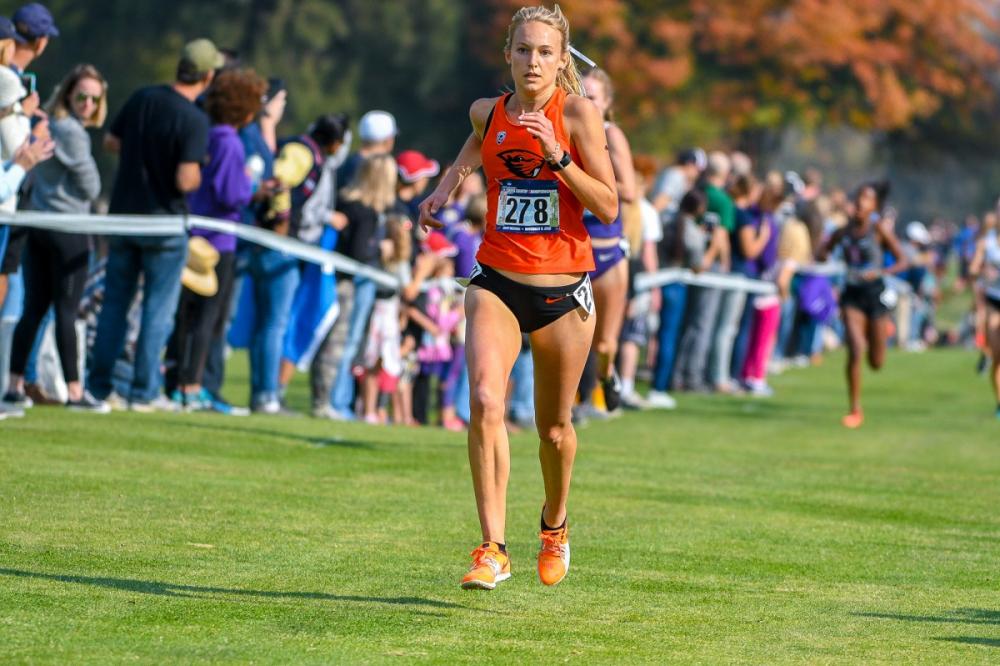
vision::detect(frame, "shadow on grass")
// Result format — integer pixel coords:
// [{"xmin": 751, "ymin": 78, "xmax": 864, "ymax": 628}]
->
[
  {"xmin": 855, "ymin": 609, "xmax": 1000, "ymax": 626},
  {"xmin": 0, "ymin": 568, "xmax": 462, "ymax": 611},
  {"xmin": 934, "ymin": 637, "xmax": 1000, "ymax": 648},
  {"xmin": 145, "ymin": 418, "xmax": 375, "ymax": 450},
  {"xmin": 859, "ymin": 609, "xmax": 1000, "ymax": 649}
]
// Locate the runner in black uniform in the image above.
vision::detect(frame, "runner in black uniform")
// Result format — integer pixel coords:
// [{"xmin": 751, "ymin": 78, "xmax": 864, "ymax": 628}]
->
[{"xmin": 819, "ymin": 181, "xmax": 907, "ymax": 429}]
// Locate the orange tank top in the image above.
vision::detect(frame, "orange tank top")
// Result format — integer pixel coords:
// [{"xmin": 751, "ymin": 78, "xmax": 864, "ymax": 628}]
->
[{"xmin": 476, "ymin": 88, "xmax": 595, "ymax": 274}]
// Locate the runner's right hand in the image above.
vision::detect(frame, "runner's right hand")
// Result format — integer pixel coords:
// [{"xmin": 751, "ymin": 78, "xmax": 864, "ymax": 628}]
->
[{"xmin": 417, "ymin": 190, "xmax": 447, "ymax": 231}]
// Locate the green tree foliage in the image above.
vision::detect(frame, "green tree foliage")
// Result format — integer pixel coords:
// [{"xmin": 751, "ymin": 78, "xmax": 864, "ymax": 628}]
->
[{"xmin": 20, "ymin": 1, "xmax": 1000, "ymax": 216}]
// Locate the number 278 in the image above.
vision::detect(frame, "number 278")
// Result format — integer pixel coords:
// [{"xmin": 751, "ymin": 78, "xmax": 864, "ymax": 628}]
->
[{"xmin": 504, "ymin": 197, "xmax": 549, "ymax": 225}]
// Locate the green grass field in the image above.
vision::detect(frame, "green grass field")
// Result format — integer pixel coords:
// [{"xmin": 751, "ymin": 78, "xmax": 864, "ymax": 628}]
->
[{"xmin": 1, "ymin": 349, "xmax": 998, "ymax": 663}]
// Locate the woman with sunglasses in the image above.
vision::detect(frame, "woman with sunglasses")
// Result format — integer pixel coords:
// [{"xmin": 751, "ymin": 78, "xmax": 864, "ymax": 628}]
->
[{"xmin": 6, "ymin": 64, "xmax": 107, "ymax": 412}]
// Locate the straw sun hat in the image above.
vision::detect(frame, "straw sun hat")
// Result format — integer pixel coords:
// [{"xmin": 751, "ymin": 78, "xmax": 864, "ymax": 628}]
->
[{"xmin": 181, "ymin": 237, "xmax": 220, "ymax": 297}]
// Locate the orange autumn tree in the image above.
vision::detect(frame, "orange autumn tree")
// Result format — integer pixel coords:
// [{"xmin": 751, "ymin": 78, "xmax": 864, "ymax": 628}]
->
[{"xmin": 479, "ymin": 0, "xmax": 1000, "ymax": 147}]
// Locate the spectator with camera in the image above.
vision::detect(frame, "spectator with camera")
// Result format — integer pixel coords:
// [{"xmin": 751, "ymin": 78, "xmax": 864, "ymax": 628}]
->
[
  {"xmin": 0, "ymin": 5, "xmax": 55, "ymax": 327},
  {"xmin": 0, "ymin": 59, "xmax": 52, "ymax": 420},
  {"xmin": 4, "ymin": 64, "xmax": 106, "ymax": 413}
]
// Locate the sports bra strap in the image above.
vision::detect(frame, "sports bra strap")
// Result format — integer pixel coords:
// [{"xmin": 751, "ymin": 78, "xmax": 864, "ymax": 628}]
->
[{"xmin": 481, "ymin": 94, "xmax": 510, "ymax": 141}]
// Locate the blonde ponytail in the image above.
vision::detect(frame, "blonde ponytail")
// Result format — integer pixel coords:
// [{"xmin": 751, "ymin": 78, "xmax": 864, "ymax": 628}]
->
[
  {"xmin": 505, "ymin": 4, "xmax": 585, "ymax": 97},
  {"xmin": 557, "ymin": 49, "xmax": 585, "ymax": 97}
]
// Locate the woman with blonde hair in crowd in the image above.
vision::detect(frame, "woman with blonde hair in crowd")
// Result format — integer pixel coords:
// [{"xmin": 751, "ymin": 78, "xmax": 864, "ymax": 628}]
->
[
  {"xmin": 319, "ymin": 153, "xmax": 399, "ymax": 420},
  {"xmin": 420, "ymin": 4, "xmax": 616, "ymax": 590},
  {"xmin": 736, "ymin": 173, "xmax": 783, "ymax": 397},
  {"xmin": 361, "ymin": 213, "xmax": 412, "ymax": 423},
  {"xmin": 4, "ymin": 64, "xmax": 105, "ymax": 411}
]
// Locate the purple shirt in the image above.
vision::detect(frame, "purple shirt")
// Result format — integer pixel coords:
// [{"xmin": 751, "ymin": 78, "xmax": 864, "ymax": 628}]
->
[
  {"xmin": 758, "ymin": 212, "xmax": 779, "ymax": 276},
  {"xmin": 450, "ymin": 224, "xmax": 483, "ymax": 279},
  {"xmin": 189, "ymin": 124, "xmax": 252, "ymax": 253}
]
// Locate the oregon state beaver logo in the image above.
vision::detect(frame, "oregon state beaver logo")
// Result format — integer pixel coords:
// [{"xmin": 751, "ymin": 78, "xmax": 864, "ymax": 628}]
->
[{"xmin": 497, "ymin": 149, "xmax": 545, "ymax": 178}]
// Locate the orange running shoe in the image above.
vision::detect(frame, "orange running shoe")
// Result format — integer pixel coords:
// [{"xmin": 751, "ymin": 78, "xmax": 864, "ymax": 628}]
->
[
  {"xmin": 537, "ymin": 523, "xmax": 570, "ymax": 586},
  {"xmin": 460, "ymin": 542, "xmax": 511, "ymax": 590},
  {"xmin": 841, "ymin": 411, "xmax": 864, "ymax": 429}
]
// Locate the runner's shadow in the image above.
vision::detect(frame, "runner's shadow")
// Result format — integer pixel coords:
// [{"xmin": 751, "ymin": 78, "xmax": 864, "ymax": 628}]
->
[
  {"xmin": 146, "ymin": 418, "xmax": 375, "ymax": 450},
  {"xmin": 934, "ymin": 637, "xmax": 1000, "ymax": 648},
  {"xmin": 857, "ymin": 609, "xmax": 1000, "ymax": 649},
  {"xmin": 855, "ymin": 609, "xmax": 1000, "ymax": 626},
  {"xmin": 0, "ymin": 568, "xmax": 462, "ymax": 612}
]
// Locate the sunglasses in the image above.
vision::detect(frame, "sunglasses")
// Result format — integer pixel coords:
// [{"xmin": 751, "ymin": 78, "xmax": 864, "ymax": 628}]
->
[{"xmin": 74, "ymin": 92, "xmax": 101, "ymax": 104}]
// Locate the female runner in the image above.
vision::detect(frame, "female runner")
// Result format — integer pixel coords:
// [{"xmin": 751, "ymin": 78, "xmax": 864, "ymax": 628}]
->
[
  {"xmin": 968, "ymin": 208, "xmax": 1000, "ymax": 419},
  {"xmin": 819, "ymin": 181, "xmax": 907, "ymax": 428},
  {"xmin": 578, "ymin": 67, "xmax": 635, "ymax": 412},
  {"xmin": 419, "ymin": 4, "xmax": 616, "ymax": 589}
]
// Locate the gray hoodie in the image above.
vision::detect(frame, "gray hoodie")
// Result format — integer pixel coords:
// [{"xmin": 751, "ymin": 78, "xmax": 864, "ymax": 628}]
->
[{"xmin": 29, "ymin": 115, "xmax": 101, "ymax": 213}]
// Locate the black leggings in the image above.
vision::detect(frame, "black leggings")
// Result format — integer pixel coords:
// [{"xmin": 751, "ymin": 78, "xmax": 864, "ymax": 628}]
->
[
  {"xmin": 10, "ymin": 229, "xmax": 91, "ymax": 383},
  {"xmin": 169, "ymin": 252, "xmax": 236, "ymax": 387}
]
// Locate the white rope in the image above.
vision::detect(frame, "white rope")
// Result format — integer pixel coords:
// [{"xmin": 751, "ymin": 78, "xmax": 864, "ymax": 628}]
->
[
  {"xmin": 634, "ymin": 261, "xmax": 913, "ymax": 296},
  {"xmin": 0, "ymin": 211, "xmax": 401, "ymax": 290},
  {"xmin": 634, "ymin": 268, "xmax": 777, "ymax": 295},
  {"xmin": 1, "ymin": 212, "xmax": 913, "ymax": 297}
]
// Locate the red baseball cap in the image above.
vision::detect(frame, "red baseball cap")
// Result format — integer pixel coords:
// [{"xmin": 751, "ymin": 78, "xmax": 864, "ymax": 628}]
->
[
  {"xmin": 422, "ymin": 231, "xmax": 458, "ymax": 258},
  {"xmin": 397, "ymin": 150, "xmax": 440, "ymax": 184}
]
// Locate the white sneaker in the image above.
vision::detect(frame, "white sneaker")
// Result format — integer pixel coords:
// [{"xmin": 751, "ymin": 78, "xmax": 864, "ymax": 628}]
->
[
  {"xmin": 0, "ymin": 402, "xmax": 25, "ymax": 419},
  {"xmin": 104, "ymin": 392, "xmax": 129, "ymax": 412},
  {"xmin": 129, "ymin": 395, "xmax": 180, "ymax": 413},
  {"xmin": 620, "ymin": 391, "xmax": 650, "ymax": 410},
  {"xmin": 745, "ymin": 380, "xmax": 774, "ymax": 398},
  {"xmin": 646, "ymin": 390, "xmax": 677, "ymax": 410}
]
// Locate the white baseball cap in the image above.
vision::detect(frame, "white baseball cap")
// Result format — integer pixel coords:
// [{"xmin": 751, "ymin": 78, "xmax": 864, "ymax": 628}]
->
[
  {"xmin": 358, "ymin": 110, "xmax": 397, "ymax": 143},
  {"xmin": 0, "ymin": 67, "xmax": 26, "ymax": 109},
  {"xmin": 906, "ymin": 221, "xmax": 931, "ymax": 245}
]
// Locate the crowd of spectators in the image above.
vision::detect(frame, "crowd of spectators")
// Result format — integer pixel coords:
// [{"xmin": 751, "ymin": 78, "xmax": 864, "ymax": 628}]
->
[{"xmin": 0, "ymin": 4, "xmax": 988, "ymax": 424}]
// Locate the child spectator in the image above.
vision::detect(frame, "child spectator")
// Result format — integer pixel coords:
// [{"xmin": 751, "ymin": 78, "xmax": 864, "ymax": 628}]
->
[{"xmin": 361, "ymin": 213, "xmax": 412, "ymax": 423}]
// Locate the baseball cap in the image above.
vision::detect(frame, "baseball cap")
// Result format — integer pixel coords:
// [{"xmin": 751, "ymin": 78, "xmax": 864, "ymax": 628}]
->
[
  {"xmin": 677, "ymin": 147, "xmax": 707, "ymax": 171},
  {"xmin": 906, "ymin": 221, "xmax": 931, "ymax": 245},
  {"xmin": 0, "ymin": 67, "xmax": 26, "ymax": 108},
  {"xmin": 0, "ymin": 17, "xmax": 25, "ymax": 43},
  {"xmin": 422, "ymin": 231, "xmax": 458, "ymax": 258},
  {"xmin": 179, "ymin": 38, "xmax": 225, "ymax": 77},
  {"xmin": 359, "ymin": 110, "xmax": 397, "ymax": 143},
  {"xmin": 12, "ymin": 3, "xmax": 58, "ymax": 39},
  {"xmin": 397, "ymin": 150, "xmax": 440, "ymax": 183}
]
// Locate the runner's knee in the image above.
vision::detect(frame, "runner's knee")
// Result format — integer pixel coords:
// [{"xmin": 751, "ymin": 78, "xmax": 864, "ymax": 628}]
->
[
  {"xmin": 537, "ymin": 420, "xmax": 573, "ymax": 448},
  {"xmin": 470, "ymin": 384, "xmax": 506, "ymax": 426},
  {"xmin": 595, "ymin": 339, "xmax": 617, "ymax": 358}
]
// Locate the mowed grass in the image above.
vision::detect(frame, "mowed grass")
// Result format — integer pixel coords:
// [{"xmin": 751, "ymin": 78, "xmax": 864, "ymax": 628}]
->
[{"xmin": 1, "ymin": 349, "xmax": 998, "ymax": 663}]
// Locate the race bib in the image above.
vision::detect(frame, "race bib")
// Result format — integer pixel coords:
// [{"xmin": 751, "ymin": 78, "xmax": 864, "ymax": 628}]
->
[
  {"xmin": 456, "ymin": 262, "xmax": 483, "ymax": 288},
  {"xmin": 496, "ymin": 179, "xmax": 560, "ymax": 234},
  {"xmin": 572, "ymin": 275, "xmax": 595, "ymax": 320}
]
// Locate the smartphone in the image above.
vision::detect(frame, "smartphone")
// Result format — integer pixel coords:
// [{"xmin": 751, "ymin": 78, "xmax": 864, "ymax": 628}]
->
[
  {"xmin": 266, "ymin": 77, "xmax": 285, "ymax": 102},
  {"xmin": 20, "ymin": 72, "xmax": 36, "ymax": 97}
]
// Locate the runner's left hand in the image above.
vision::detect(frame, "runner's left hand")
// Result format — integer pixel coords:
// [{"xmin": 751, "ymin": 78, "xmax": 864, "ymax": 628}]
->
[{"xmin": 518, "ymin": 111, "xmax": 560, "ymax": 160}]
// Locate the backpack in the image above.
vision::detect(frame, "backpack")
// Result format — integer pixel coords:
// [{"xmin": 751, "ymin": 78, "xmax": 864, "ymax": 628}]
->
[{"xmin": 797, "ymin": 274, "xmax": 836, "ymax": 323}]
